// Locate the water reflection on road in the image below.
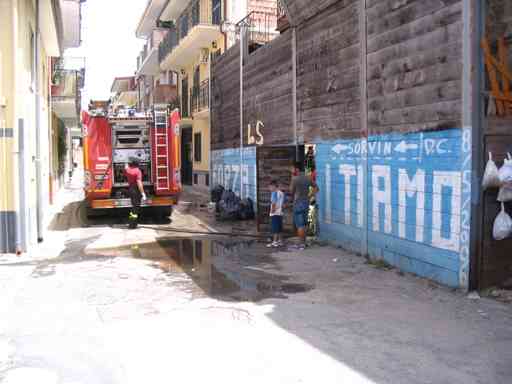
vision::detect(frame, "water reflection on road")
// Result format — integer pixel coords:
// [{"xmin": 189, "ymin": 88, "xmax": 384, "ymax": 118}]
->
[{"xmin": 84, "ymin": 238, "xmax": 313, "ymax": 302}]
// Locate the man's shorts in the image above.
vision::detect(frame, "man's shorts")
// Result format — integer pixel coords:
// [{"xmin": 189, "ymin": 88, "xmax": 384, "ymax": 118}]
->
[
  {"xmin": 293, "ymin": 199, "xmax": 309, "ymax": 229},
  {"xmin": 271, "ymin": 215, "xmax": 283, "ymax": 234}
]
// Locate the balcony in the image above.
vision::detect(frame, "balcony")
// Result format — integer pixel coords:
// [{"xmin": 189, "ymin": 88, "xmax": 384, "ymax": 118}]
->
[
  {"xmin": 191, "ymin": 79, "xmax": 209, "ymax": 118},
  {"xmin": 236, "ymin": 10, "xmax": 279, "ymax": 54},
  {"xmin": 153, "ymin": 84, "xmax": 178, "ymax": 105},
  {"xmin": 158, "ymin": 0, "xmax": 222, "ymax": 70},
  {"xmin": 137, "ymin": 29, "xmax": 167, "ymax": 76},
  {"xmin": 51, "ymin": 57, "xmax": 85, "ymax": 120}
]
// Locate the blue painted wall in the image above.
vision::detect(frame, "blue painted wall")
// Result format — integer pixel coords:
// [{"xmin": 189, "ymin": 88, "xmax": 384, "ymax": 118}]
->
[
  {"xmin": 211, "ymin": 147, "xmax": 257, "ymax": 204},
  {"xmin": 316, "ymin": 128, "xmax": 472, "ymax": 288}
]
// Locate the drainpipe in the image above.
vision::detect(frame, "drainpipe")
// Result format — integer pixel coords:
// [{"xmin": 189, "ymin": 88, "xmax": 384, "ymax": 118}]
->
[
  {"xmin": 468, "ymin": 0, "xmax": 484, "ymax": 290},
  {"xmin": 35, "ymin": 0, "xmax": 44, "ymax": 242},
  {"xmin": 222, "ymin": 0, "xmax": 227, "ymax": 51},
  {"xmin": 239, "ymin": 23, "xmax": 244, "ymax": 198},
  {"xmin": 208, "ymin": 51, "xmax": 212, "ymax": 190},
  {"xmin": 292, "ymin": 27, "xmax": 298, "ymax": 160}
]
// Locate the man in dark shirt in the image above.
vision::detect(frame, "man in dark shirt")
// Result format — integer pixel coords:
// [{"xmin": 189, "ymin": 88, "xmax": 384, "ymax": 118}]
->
[
  {"xmin": 290, "ymin": 161, "xmax": 318, "ymax": 249},
  {"xmin": 124, "ymin": 157, "xmax": 146, "ymax": 229}
]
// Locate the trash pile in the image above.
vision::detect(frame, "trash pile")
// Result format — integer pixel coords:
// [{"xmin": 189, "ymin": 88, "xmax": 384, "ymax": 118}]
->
[{"xmin": 211, "ymin": 185, "xmax": 255, "ymax": 221}]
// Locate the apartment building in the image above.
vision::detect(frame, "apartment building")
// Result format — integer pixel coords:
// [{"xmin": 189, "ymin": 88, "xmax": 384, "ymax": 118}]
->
[
  {"xmin": 136, "ymin": 3, "xmax": 178, "ymax": 112},
  {"xmin": 156, "ymin": 0, "xmax": 277, "ymax": 189},
  {"xmin": 0, "ymin": 0, "xmax": 85, "ymax": 254}
]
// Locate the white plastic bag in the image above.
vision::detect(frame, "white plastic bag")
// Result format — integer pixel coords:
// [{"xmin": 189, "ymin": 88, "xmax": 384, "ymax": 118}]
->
[
  {"xmin": 499, "ymin": 153, "xmax": 512, "ymax": 183},
  {"xmin": 493, "ymin": 203, "xmax": 512, "ymax": 241},
  {"xmin": 498, "ymin": 184, "xmax": 512, "ymax": 202},
  {"xmin": 482, "ymin": 152, "xmax": 501, "ymax": 190},
  {"xmin": 498, "ymin": 154, "xmax": 512, "ymax": 202}
]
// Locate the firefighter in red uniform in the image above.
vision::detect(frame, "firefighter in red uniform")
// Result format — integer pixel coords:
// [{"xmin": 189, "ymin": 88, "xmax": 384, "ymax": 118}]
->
[{"xmin": 124, "ymin": 157, "xmax": 146, "ymax": 229}]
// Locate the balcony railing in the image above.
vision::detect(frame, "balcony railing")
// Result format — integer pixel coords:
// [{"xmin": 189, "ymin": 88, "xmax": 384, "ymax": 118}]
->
[
  {"xmin": 158, "ymin": 25, "xmax": 179, "ymax": 64},
  {"xmin": 138, "ymin": 29, "xmax": 167, "ymax": 72},
  {"xmin": 191, "ymin": 79, "xmax": 209, "ymax": 113},
  {"xmin": 276, "ymin": 0, "xmax": 290, "ymax": 32},
  {"xmin": 237, "ymin": 10, "xmax": 278, "ymax": 49},
  {"xmin": 158, "ymin": 0, "xmax": 222, "ymax": 65}
]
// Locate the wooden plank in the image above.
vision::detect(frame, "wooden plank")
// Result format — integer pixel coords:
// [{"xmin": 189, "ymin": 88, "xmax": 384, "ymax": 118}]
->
[
  {"xmin": 367, "ymin": 61, "xmax": 462, "ymax": 99},
  {"xmin": 368, "ymin": 80, "xmax": 461, "ymax": 113},
  {"xmin": 368, "ymin": 100, "xmax": 461, "ymax": 128},
  {"xmin": 367, "ymin": 3, "xmax": 462, "ymax": 54},
  {"xmin": 367, "ymin": 21, "xmax": 462, "ymax": 67},
  {"xmin": 366, "ymin": 0, "xmax": 461, "ymax": 38},
  {"xmin": 368, "ymin": 41, "xmax": 462, "ymax": 82}
]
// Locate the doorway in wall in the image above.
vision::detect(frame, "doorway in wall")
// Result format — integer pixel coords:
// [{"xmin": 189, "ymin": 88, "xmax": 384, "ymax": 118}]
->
[{"xmin": 181, "ymin": 126, "xmax": 193, "ymax": 185}]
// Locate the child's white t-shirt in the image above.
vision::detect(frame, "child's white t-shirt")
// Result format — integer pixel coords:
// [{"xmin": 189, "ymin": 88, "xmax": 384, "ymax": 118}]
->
[{"xmin": 270, "ymin": 190, "xmax": 284, "ymax": 216}]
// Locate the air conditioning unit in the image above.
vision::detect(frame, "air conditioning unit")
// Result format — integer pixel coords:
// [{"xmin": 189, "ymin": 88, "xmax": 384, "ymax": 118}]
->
[{"xmin": 200, "ymin": 48, "xmax": 210, "ymax": 64}]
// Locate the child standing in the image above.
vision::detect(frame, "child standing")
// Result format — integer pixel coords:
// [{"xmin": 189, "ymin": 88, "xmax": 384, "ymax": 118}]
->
[{"xmin": 268, "ymin": 180, "xmax": 285, "ymax": 248}]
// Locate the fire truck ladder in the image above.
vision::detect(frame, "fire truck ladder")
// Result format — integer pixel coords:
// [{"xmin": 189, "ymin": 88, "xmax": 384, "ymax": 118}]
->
[{"xmin": 153, "ymin": 109, "xmax": 170, "ymax": 191}]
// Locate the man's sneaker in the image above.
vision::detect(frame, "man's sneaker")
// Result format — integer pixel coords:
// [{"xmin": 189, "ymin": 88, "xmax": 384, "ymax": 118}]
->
[
  {"xmin": 267, "ymin": 242, "xmax": 278, "ymax": 248},
  {"xmin": 297, "ymin": 244, "xmax": 306, "ymax": 251}
]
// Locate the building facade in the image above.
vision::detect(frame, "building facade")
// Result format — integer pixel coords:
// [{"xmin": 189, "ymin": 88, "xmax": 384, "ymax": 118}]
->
[
  {"xmin": 135, "ymin": 15, "xmax": 177, "ymax": 112},
  {"xmin": 210, "ymin": 0, "xmax": 512, "ymax": 291},
  {"xmin": 0, "ymin": 0, "xmax": 85, "ymax": 254},
  {"xmin": 156, "ymin": 0, "xmax": 277, "ymax": 189},
  {"xmin": 50, "ymin": 55, "xmax": 85, "ymax": 192}
]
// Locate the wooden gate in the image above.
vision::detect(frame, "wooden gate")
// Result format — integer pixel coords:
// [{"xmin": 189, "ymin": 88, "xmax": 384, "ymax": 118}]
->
[
  {"xmin": 256, "ymin": 145, "xmax": 304, "ymax": 233},
  {"xmin": 479, "ymin": 132, "xmax": 512, "ymax": 289}
]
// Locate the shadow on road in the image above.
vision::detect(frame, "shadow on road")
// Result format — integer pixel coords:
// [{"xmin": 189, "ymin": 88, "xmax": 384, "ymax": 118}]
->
[{"xmin": 48, "ymin": 201, "xmax": 172, "ymax": 231}]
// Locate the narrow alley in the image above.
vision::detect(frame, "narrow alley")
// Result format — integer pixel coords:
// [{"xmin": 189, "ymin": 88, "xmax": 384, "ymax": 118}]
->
[
  {"xmin": 2, "ymin": 0, "xmax": 512, "ymax": 383},
  {"xmin": 1, "ymin": 172, "xmax": 511, "ymax": 384}
]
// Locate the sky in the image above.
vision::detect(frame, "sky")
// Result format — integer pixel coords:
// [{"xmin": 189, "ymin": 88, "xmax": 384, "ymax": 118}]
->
[{"xmin": 64, "ymin": 0, "xmax": 147, "ymax": 108}]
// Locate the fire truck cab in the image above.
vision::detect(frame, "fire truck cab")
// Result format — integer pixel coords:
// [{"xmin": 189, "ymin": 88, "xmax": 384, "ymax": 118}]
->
[{"xmin": 81, "ymin": 104, "xmax": 181, "ymax": 219}]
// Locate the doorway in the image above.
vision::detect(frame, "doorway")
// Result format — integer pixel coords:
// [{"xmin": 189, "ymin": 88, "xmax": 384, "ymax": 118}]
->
[
  {"xmin": 256, "ymin": 145, "xmax": 304, "ymax": 233},
  {"xmin": 181, "ymin": 127, "xmax": 193, "ymax": 185}
]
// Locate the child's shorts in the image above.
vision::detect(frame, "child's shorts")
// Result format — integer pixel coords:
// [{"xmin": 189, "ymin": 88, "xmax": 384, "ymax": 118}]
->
[{"xmin": 271, "ymin": 215, "xmax": 283, "ymax": 234}]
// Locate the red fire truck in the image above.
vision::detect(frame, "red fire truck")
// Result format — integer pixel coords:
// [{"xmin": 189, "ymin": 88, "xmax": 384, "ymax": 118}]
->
[{"xmin": 81, "ymin": 105, "xmax": 181, "ymax": 219}]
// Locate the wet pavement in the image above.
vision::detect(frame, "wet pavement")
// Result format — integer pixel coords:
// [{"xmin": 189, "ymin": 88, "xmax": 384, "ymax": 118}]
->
[
  {"xmin": 1, "ymin": 172, "xmax": 512, "ymax": 383},
  {"xmin": 26, "ymin": 236, "xmax": 314, "ymax": 303}
]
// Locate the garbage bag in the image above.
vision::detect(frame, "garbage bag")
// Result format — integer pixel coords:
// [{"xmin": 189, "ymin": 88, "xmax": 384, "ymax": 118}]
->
[
  {"xmin": 499, "ymin": 153, "xmax": 512, "ymax": 184},
  {"xmin": 218, "ymin": 190, "xmax": 242, "ymax": 221},
  {"xmin": 211, "ymin": 185, "xmax": 225, "ymax": 203},
  {"xmin": 482, "ymin": 152, "xmax": 500, "ymax": 190},
  {"xmin": 493, "ymin": 203, "xmax": 512, "ymax": 241},
  {"xmin": 498, "ymin": 184, "xmax": 512, "ymax": 202},
  {"xmin": 239, "ymin": 198, "xmax": 255, "ymax": 220}
]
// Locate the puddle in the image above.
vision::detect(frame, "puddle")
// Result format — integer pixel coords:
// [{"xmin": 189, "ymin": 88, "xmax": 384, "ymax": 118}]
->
[{"xmin": 81, "ymin": 238, "xmax": 314, "ymax": 302}]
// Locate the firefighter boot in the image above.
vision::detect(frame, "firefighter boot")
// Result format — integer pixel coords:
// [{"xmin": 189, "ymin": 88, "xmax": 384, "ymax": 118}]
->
[{"xmin": 128, "ymin": 212, "xmax": 139, "ymax": 229}]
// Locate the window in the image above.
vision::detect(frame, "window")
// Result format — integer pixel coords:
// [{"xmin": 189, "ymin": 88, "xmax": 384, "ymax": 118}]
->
[
  {"xmin": 179, "ymin": 13, "xmax": 189, "ymax": 38},
  {"xmin": 191, "ymin": 0, "xmax": 200, "ymax": 26},
  {"xmin": 194, "ymin": 173, "xmax": 198, "ymax": 184},
  {"xmin": 195, "ymin": 240, "xmax": 203, "ymax": 263},
  {"xmin": 181, "ymin": 76, "xmax": 189, "ymax": 117},
  {"xmin": 194, "ymin": 133, "xmax": 202, "ymax": 162},
  {"xmin": 205, "ymin": 174, "xmax": 209, "ymax": 187},
  {"xmin": 212, "ymin": 0, "xmax": 222, "ymax": 25}
]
